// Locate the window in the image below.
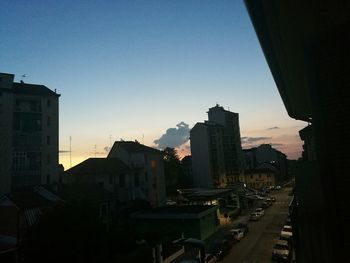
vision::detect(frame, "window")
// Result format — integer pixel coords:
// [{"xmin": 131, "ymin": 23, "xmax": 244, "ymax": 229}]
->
[
  {"xmin": 46, "ymin": 154, "xmax": 50, "ymax": 164},
  {"xmin": 119, "ymin": 174, "xmax": 125, "ymax": 187},
  {"xmin": 151, "ymin": 160, "xmax": 157, "ymax": 168},
  {"xmin": 47, "ymin": 116, "xmax": 51, "ymax": 126},
  {"xmin": 47, "ymin": 136, "xmax": 50, "ymax": 145},
  {"xmin": 47, "ymin": 99, "xmax": 51, "ymax": 107}
]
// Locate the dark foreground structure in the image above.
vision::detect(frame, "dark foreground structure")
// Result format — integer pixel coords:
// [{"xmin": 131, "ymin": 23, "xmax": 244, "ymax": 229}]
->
[{"xmin": 245, "ymin": 1, "xmax": 350, "ymax": 262}]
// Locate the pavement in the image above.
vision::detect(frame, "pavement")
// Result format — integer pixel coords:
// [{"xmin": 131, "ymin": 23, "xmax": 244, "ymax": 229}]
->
[{"xmin": 208, "ymin": 187, "xmax": 293, "ymax": 263}]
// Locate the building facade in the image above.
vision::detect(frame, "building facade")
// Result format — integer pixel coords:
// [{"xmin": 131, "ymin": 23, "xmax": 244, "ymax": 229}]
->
[
  {"xmin": 244, "ymin": 144, "xmax": 288, "ymax": 182},
  {"xmin": 0, "ymin": 73, "xmax": 60, "ymax": 195},
  {"xmin": 240, "ymin": 168, "xmax": 276, "ymax": 189},
  {"xmin": 108, "ymin": 141, "xmax": 166, "ymax": 206},
  {"xmin": 190, "ymin": 105, "xmax": 244, "ymax": 188},
  {"xmin": 245, "ymin": 1, "xmax": 350, "ymax": 261}
]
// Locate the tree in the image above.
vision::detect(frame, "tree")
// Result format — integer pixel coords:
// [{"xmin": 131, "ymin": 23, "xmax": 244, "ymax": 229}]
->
[{"xmin": 162, "ymin": 147, "xmax": 186, "ymax": 196}]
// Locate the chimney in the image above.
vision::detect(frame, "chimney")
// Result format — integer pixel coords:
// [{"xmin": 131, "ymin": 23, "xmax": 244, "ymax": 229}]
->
[{"xmin": 0, "ymin": 73, "xmax": 15, "ymax": 89}]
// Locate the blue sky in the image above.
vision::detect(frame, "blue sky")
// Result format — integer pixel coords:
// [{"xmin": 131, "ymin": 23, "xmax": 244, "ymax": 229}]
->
[{"xmin": 0, "ymin": 0, "xmax": 305, "ymax": 168}]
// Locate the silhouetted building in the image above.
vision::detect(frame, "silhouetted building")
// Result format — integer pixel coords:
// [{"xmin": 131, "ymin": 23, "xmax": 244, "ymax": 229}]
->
[
  {"xmin": 108, "ymin": 141, "xmax": 166, "ymax": 206},
  {"xmin": 244, "ymin": 144, "xmax": 288, "ymax": 182},
  {"xmin": 245, "ymin": 1, "xmax": 350, "ymax": 261},
  {"xmin": 0, "ymin": 186, "xmax": 64, "ymax": 247},
  {"xmin": 0, "ymin": 73, "xmax": 60, "ymax": 195},
  {"xmin": 190, "ymin": 105, "xmax": 244, "ymax": 188},
  {"xmin": 63, "ymin": 157, "xmax": 161, "ymax": 207},
  {"xmin": 181, "ymin": 155, "xmax": 193, "ymax": 187},
  {"xmin": 48, "ymin": 183, "xmax": 115, "ymax": 224}
]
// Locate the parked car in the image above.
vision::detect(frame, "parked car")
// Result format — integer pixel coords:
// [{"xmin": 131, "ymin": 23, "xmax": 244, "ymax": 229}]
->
[
  {"xmin": 266, "ymin": 197, "xmax": 273, "ymax": 204},
  {"xmin": 285, "ymin": 217, "xmax": 292, "ymax": 226},
  {"xmin": 250, "ymin": 212, "xmax": 260, "ymax": 221},
  {"xmin": 208, "ymin": 239, "xmax": 231, "ymax": 261},
  {"xmin": 261, "ymin": 201, "xmax": 269, "ymax": 209},
  {"xmin": 229, "ymin": 229, "xmax": 244, "ymax": 241},
  {"xmin": 232, "ymin": 223, "xmax": 249, "ymax": 235},
  {"xmin": 255, "ymin": 207, "xmax": 265, "ymax": 217},
  {"xmin": 223, "ymin": 232, "xmax": 239, "ymax": 244},
  {"xmin": 272, "ymin": 240, "xmax": 290, "ymax": 262},
  {"xmin": 281, "ymin": 225, "xmax": 293, "ymax": 238}
]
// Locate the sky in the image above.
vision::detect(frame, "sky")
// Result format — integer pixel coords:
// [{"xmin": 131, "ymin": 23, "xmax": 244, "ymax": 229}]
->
[{"xmin": 1, "ymin": 0, "xmax": 306, "ymax": 169}]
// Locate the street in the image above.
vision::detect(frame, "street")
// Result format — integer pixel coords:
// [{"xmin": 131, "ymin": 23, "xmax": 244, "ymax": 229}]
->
[{"xmin": 222, "ymin": 188, "xmax": 292, "ymax": 263}]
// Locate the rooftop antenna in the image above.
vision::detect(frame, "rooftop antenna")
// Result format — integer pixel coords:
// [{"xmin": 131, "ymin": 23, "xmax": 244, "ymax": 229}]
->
[
  {"xmin": 94, "ymin": 144, "xmax": 97, "ymax": 157},
  {"xmin": 69, "ymin": 136, "xmax": 72, "ymax": 168},
  {"xmin": 109, "ymin": 135, "xmax": 112, "ymax": 148},
  {"xmin": 142, "ymin": 134, "xmax": 144, "ymax": 144}
]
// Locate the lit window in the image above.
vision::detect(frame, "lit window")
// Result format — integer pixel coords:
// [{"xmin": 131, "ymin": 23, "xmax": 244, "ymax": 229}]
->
[{"xmin": 151, "ymin": 160, "xmax": 157, "ymax": 168}]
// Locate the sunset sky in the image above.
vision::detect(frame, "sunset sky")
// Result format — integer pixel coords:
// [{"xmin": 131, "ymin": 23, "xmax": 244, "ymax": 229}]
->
[{"xmin": 1, "ymin": 0, "xmax": 306, "ymax": 169}]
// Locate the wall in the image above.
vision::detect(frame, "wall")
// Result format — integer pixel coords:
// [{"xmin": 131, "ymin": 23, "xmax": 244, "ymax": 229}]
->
[{"xmin": 190, "ymin": 124, "xmax": 212, "ymax": 188}]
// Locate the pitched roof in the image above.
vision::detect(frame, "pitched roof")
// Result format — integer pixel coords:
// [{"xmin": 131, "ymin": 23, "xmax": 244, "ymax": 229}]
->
[
  {"xmin": 46, "ymin": 184, "xmax": 115, "ymax": 203},
  {"xmin": 64, "ymin": 158, "xmax": 129, "ymax": 175},
  {"xmin": 4, "ymin": 187, "xmax": 63, "ymax": 209},
  {"xmin": 108, "ymin": 141, "xmax": 161, "ymax": 156},
  {"xmin": 12, "ymin": 82, "xmax": 60, "ymax": 97}
]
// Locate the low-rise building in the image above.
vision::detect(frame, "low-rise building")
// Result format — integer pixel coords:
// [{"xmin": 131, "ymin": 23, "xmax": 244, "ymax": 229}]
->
[
  {"xmin": 108, "ymin": 141, "xmax": 166, "ymax": 206},
  {"xmin": 178, "ymin": 188, "xmax": 240, "ymax": 224},
  {"xmin": 63, "ymin": 141, "xmax": 166, "ymax": 207},
  {"xmin": 0, "ymin": 186, "xmax": 64, "ymax": 247},
  {"xmin": 132, "ymin": 205, "xmax": 218, "ymax": 240},
  {"xmin": 241, "ymin": 168, "xmax": 276, "ymax": 189}
]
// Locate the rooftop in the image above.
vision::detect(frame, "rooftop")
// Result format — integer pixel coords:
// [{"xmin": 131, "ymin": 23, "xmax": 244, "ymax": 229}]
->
[
  {"xmin": 132, "ymin": 205, "xmax": 218, "ymax": 220},
  {"xmin": 65, "ymin": 157, "xmax": 129, "ymax": 175},
  {"xmin": 47, "ymin": 183, "xmax": 115, "ymax": 203},
  {"xmin": 178, "ymin": 188, "xmax": 234, "ymax": 201},
  {"xmin": 108, "ymin": 141, "xmax": 161, "ymax": 156}
]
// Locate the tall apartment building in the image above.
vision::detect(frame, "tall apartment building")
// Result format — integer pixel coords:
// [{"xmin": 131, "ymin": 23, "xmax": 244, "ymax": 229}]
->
[
  {"xmin": 245, "ymin": 1, "xmax": 350, "ymax": 261},
  {"xmin": 0, "ymin": 73, "xmax": 60, "ymax": 195},
  {"xmin": 190, "ymin": 105, "xmax": 244, "ymax": 188}
]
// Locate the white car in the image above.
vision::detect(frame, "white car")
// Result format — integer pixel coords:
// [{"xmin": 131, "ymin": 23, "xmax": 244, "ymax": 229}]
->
[
  {"xmin": 272, "ymin": 240, "xmax": 290, "ymax": 261},
  {"xmin": 281, "ymin": 225, "xmax": 293, "ymax": 238},
  {"xmin": 229, "ymin": 229, "xmax": 244, "ymax": 241},
  {"xmin": 255, "ymin": 207, "xmax": 265, "ymax": 217}
]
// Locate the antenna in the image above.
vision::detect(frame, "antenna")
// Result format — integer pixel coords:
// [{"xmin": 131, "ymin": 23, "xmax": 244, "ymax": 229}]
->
[
  {"xmin": 142, "ymin": 134, "xmax": 144, "ymax": 144},
  {"xmin": 69, "ymin": 136, "xmax": 72, "ymax": 168},
  {"xmin": 94, "ymin": 144, "xmax": 97, "ymax": 157},
  {"xmin": 109, "ymin": 135, "xmax": 112, "ymax": 148}
]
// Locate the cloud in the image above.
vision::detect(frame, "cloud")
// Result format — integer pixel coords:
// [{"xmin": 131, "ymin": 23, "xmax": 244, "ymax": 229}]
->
[
  {"xmin": 241, "ymin": 136, "xmax": 271, "ymax": 144},
  {"xmin": 154, "ymin": 122, "xmax": 190, "ymax": 149},
  {"xmin": 267, "ymin": 126, "xmax": 280, "ymax": 130}
]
